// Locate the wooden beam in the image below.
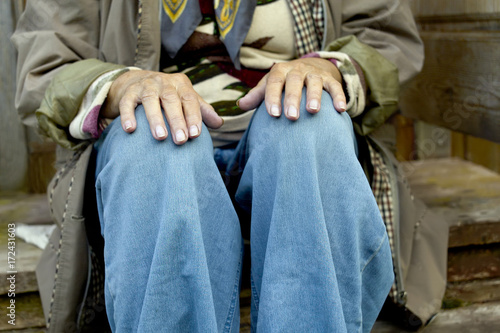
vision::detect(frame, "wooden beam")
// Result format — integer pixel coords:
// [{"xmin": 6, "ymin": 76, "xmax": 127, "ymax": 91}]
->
[
  {"xmin": 410, "ymin": 0, "xmax": 500, "ymax": 18},
  {"xmin": 399, "ymin": 31, "xmax": 500, "ymax": 143},
  {"xmin": 0, "ymin": 0, "xmax": 29, "ymax": 191}
]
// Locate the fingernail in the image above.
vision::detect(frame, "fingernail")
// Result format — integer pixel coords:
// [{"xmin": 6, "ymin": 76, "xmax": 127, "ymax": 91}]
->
[
  {"xmin": 309, "ymin": 100, "xmax": 319, "ymax": 111},
  {"xmin": 124, "ymin": 120, "xmax": 132, "ymax": 130},
  {"xmin": 189, "ymin": 125, "xmax": 199, "ymax": 137},
  {"xmin": 271, "ymin": 105, "xmax": 280, "ymax": 117},
  {"xmin": 288, "ymin": 106, "xmax": 298, "ymax": 118},
  {"xmin": 338, "ymin": 101, "xmax": 346, "ymax": 111},
  {"xmin": 156, "ymin": 125, "xmax": 166, "ymax": 138},
  {"xmin": 175, "ymin": 129, "xmax": 186, "ymax": 142},
  {"xmin": 236, "ymin": 99, "xmax": 240, "ymax": 107}
]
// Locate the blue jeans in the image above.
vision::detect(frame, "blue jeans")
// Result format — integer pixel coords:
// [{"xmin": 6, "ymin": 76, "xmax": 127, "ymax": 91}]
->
[{"xmin": 95, "ymin": 90, "xmax": 394, "ymax": 332}]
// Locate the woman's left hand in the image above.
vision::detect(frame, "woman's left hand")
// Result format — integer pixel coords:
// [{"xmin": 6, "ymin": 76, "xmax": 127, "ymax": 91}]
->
[{"xmin": 237, "ymin": 57, "xmax": 346, "ymax": 120}]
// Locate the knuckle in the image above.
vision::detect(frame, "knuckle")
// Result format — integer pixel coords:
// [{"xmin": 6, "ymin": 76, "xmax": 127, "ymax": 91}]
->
[
  {"xmin": 123, "ymin": 85, "xmax": 139, "ymax": 98},
  {"xmin": 267, "ymin": 76, "xmax": 285, "ymax": 85},
  {"xmin": 118, "ymin": 98, "xmax": 130, "ymax": 111},
  {"xmin": 145, "ymin": 111, "xmax": 163, "ymax": 124},
  {"xmin": 272, "ymin": 63, "xmax": 286, "ymax": 71},
  {"xmin": 152, "ymin": 74, "xmax": 163, "ymax": 83},
  {"xmin": 284, "ymin": 93, "xmax": 300, "ymax": 103},
  {"xmin": 140, "ymin": 78, "xmax": 157, "ymax": 87},
  {"xmin": 295, "ymin": 62, "xmax": 307, "ymax": 71},
  {"xmin": 326, "ymin": 78, "xmax": 342, "ymax": 91},
  {"xmin": 185, "ymin": 111, "xmax": 202, "ymax": 122},
  {"xmin": 286, "ymin": 72, "xmax": 303, "ymax": 82},
  {"xmin": 171, "ymin": 73, "xmax": 190, "ymax": 84},
  {"xmin": 160, "ymin": 90, "xmax": 180, "ymax": 103},
  {"xmin": 168, "ymin": 114, "xmax": 185, "ymax": 125},
  {"xmin": 141, "ymin": 89, "xmax": 159, "ymax": 101},
  {"xmin": 306, "ymin": 73, "xmax": 322, "ymax": 82},
  {"xmin": 180, "ymin": 92, "xmax": 198, "ymax": 103}
]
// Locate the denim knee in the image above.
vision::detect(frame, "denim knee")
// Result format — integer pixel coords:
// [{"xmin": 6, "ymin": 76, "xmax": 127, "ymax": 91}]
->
[
  {"xmin": 247, "ymin": 89, "xmax": 358, "ymax": 161},
  {"xmin": 95, "ymin": 105, "xmax": 215, "ymax": 176}
]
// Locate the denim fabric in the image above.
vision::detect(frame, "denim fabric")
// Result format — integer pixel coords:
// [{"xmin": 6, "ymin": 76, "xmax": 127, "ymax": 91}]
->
[
  {"xmin": 95, "ymin": 111, "xmax": 243, "ymax": 332},
  {"xmin": 95, "ymin": 90, "xmax": 393, "ymax": 332}
]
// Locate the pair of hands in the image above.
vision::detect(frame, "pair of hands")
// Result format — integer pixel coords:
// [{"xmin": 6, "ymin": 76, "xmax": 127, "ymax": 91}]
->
[{"xmin": 101, "ymin": 57, "xmax": 347, "ymax": 145}]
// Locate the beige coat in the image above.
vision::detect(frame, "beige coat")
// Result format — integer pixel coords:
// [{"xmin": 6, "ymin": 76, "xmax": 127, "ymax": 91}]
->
[{"xmin": 12, "ymin": 0, "xmax": 447, "ymax": 331}]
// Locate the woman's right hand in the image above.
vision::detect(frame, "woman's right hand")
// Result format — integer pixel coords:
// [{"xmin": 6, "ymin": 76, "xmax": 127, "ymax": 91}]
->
[{"xmin": 101, "ymin": 70, "xmax": 223, "ymax": 145}]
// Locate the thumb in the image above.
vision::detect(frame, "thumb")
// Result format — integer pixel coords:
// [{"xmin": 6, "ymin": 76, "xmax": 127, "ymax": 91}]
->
[
  {"xmin": 237, "ymin": 78, "xmax": 266, "ymax": 111},
  {"xmin": 200, "ymin": 100, "xmax": 224, "ymax": 129}
]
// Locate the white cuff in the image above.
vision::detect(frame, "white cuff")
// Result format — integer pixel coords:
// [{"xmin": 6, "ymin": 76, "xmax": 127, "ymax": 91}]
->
[{"xmin": 69, "ymin": 67, "xmax": 141, "ymax": 140}]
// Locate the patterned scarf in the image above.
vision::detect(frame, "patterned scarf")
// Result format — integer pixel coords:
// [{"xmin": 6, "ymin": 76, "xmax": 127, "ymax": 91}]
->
[
  {"xmin": 161, "ymin": 0, "xmax": 256, "ymax": 69},
  {"xmin": 160, "ymin": 0, "xmax": 324, "ymax": 67}
]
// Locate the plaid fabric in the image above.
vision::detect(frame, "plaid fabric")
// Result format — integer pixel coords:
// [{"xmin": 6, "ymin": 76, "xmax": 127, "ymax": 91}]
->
[
  {"xmin": 367, "ymin": 141, "xmax": 399, "ymax": 302},
  {"xmin": 287, "ymin": 0, "xmax": 324, "ymax": 56},
  {"xmin": 312, "ymin": 0, "xmax": 324, "ymax": 47}
]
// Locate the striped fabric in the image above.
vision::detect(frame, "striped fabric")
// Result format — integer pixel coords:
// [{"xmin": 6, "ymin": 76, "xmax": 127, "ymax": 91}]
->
[{"xmin": 69, "ymin": 67, "xmax": 139, "ymax": 140}]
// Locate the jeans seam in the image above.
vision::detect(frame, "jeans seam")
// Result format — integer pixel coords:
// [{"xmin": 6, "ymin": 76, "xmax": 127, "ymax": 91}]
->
[
  {"xmin": 360, "ymin": 235, "xmax": 387, "ymax": 273},
  {"xmin": 250, "ymin": 273, "xmax": 259, "ymax": 312},
  {"xmin": 223, "ymin": 245, "xmax": 243, "ymax": 333}
]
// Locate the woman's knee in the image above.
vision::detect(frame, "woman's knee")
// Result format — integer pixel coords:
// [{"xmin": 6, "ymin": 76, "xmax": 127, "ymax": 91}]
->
[
  {"xmin": 96, "ymin": 105, "xmax": 214, "ymax": 171},
  {"xmin": 248, "ymin": 89, "xmax": 357, "ymax": 156}
]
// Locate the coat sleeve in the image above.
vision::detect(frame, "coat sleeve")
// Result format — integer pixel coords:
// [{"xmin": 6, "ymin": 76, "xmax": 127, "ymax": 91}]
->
[
  {"xmin": 324, "ymin": 0, "xmax": 424, "ymax": 135},
  {"xmin": 11, "ymin": 0, "xmax": 124, "ymax": 149},
  {"xmin": 339, "ymin": 0, "xmax": 423, "ymax": 86}
]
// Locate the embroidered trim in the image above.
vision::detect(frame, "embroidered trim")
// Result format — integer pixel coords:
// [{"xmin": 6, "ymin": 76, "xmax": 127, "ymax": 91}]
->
[
  {"xmin": 46, "ymin": 151, "xmax": 82, "ymax": 329},
  {"xmin": 163, "ymin": 0, "xmax": 189, "ymax": 23},
  {"xmin": 215, "ymin": 0, "xmax": 241, "ymax": 38}
]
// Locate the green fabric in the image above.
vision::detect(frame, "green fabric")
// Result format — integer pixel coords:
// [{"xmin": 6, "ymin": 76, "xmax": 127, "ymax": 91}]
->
[
  {"xmin": 36, "ymin": 59, "xmax": 125, "ymax": 150},
  {"xmin": 326, "ymin": 35, "xmax": 400, "ymax": 136}
]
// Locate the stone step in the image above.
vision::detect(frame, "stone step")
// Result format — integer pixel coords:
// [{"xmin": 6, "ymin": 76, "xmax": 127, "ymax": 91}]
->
[
  {"xmin": 402, "ymin": 158, "xmax": 500, "ymax": 281},
  {"xmin": 0, "ymin": 193, "xmax": 48, "ymax": 331},
  {"xmin": 373, "ymin": 301, "xmax": 500, "ymax": 332},
  {"xmin": 402, "ymin": 158, "xmax": 500, "ymax": 308},
  {"xmin": 0, "ymin": 193, "xmax": 48, "ymax": 296},
  {"xmin": 447, "ymin": 245, "xmax": 500, "ymax": 282},
  {"xmin": 444, "ymin": 278, "xmax": 500, "ymax": 308},
  {"xmin": 402, "ymin": 158, "xmax": 500, "ymax": 248},
  {"xmin": 0, "ymin": 293, "xmax": 45, "ymax": 331}
]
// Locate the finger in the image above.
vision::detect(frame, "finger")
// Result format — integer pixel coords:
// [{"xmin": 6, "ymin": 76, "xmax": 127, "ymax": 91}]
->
[
  {"xmin": 118, "ymin": 86, "xmax": 141, "ymax": 133},
  {"xmin": 237, "ymin": 76, "xmax": 266, "ymax": 111},
  {"xmin": 324, "ymin": 78, "xmax": 347, "ymax": 113},
  {"xmin": 140, "ymin": 82, "xmax": 169, "ymax": 141},
  {"xmin": 158, "ymin": 87, "xmax": 191, "ymax": 145},
  {"xmin": 200, "ymin": 99, "xmax": 223, "ymax": 129},
  {"xmin": 283, "ymin": 70, "xmax": 305, "ymax": 120},
  {"xmin": 182, "ymin": 93, "xmax": 203, "ymax": 139},
  {"xmin": 264, "ymin": 64, "xmax": 287, "ymax": 117},
  {"xmin": 163, "ymin": 74, "xmax": 202, "ymax": 141},
  {"xmin": 169, "ymin": 83, "xmax": 200, "ymax": 145},
  {"xmin": 304, "ymin": 73, "xmax": 324, "ymax": 114}
]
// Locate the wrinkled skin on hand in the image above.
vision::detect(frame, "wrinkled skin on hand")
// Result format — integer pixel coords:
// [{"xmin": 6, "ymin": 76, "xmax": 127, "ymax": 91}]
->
[
  {"xmin": 102, "ymin": 57, "xmax": 346, "ymax": 145},
  {"xmin": 238, "ymin": 57, "xmax": 346, "ymax": 119}
]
